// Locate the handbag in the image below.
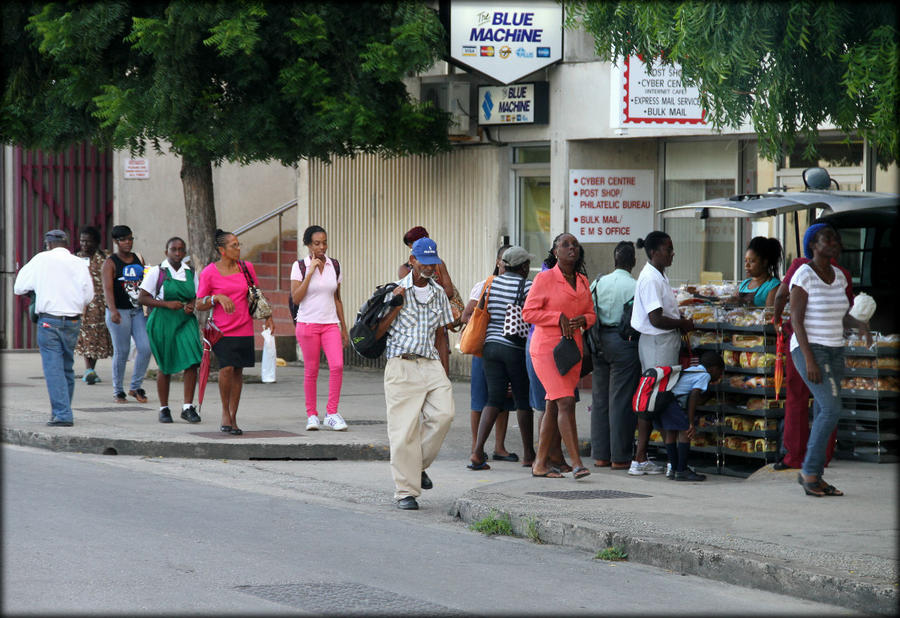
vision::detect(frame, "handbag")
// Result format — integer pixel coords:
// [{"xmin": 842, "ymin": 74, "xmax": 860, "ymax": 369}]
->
[
  {"xmin": 501, "ymin": 277, "xmax": 529, "ymax": 342},
  {"xmin": 553, "ymin": 335, "xmax": 582, "ymax": 376},
  {"xmin": 458, "ymin": 276, "xmax": 494, "ymax": 357},
  {"xmin": 239, "ymin": 260, "xmax": 272, "ymax": 320},
  {"xmin": 447, "ymin": 286, "xmax": 466, "ymax": 333}
]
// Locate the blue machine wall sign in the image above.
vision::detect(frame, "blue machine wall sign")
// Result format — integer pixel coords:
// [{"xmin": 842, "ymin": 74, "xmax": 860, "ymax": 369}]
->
[
  {"xmin": 478, "ymin": 82, "xmax": 549, "ymax": 125},
  {"xmin": 449, "ymin": 1, "xmax": 563, "ymax": 84}
]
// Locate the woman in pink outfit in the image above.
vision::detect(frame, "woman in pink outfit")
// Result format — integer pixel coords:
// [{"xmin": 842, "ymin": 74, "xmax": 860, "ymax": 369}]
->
[
  {"xmin": 196, "ymin": 230, "xmax": 274, "ymax": 435},
  {"xmin": 523, "ymin": 233, "xmax": 596, "ymax": 480},
  {"xmin": 291, "ymin": 225, "xmax": 350, "ymax": 431}
]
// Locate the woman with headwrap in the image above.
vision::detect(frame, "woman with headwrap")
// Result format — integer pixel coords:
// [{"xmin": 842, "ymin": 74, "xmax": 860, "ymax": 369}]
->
[
  {"xmin": 786, "ymin": 224, "xmax": 870, "ymax": 496},
  {"xmin": 772, "ymin": 222, "xmax": 854, "ymax": 470}
]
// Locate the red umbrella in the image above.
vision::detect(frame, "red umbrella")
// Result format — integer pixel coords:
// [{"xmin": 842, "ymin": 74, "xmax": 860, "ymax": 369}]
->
[
  {"xmin": 197, "ymin": 317, "xmax": 222, "ymax": 414},
  {"xmin": 774, "ymin": 319, "xmax": 785, "ymax": 401}
]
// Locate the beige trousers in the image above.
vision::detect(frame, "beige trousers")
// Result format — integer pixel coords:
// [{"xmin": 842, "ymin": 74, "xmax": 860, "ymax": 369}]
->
[{"xmin": 384, "ymin": 357, "xmax": 455, "ymax": 500}]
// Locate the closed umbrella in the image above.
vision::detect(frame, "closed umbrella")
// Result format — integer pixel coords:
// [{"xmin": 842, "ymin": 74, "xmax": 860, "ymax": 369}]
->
[
  {"xmin": 197, "ymin": 317, "xmax": 222, "ymax": 413},
  {"xmin": 774, "ymin": 322, "xmax": 785, "ymax": 401}
]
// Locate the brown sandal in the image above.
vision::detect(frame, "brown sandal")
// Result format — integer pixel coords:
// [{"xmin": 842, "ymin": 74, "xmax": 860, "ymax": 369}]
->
[
  {"xmin": 819, "ymin": 480, "xmax": 844, "ymax": 496},
  {"xmin": 798, "ymin": 473, "xmax": 824, "ymax": 497}
]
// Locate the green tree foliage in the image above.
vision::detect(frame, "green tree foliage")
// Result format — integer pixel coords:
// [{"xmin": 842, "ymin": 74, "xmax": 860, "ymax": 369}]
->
[
  {"xmin": 1, "ymin": 1, "xmax": 450, "ymax": 267},
  {"xmin": 567, "ymin": 1, "xmax": 899, "ymax": 166}
]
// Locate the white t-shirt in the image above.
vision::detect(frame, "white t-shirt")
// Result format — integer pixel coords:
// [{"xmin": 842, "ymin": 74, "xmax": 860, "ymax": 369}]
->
[
  {"xmin": 290, "ymin": 256, "xmax": 343, "ymax": 324},
  {"xmin": 139, "ymin": 261, "xmax": 199, "ymax": 300},
  {"xmin": 631, "ymin": 262, "xmax": 681, "ymax": 336},
  {"xmin": 789, "ymin": 263, "xmax": 849, "ymax": 351}
]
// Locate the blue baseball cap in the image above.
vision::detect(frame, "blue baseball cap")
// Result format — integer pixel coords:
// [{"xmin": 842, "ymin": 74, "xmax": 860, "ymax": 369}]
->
[{"xmin": 411, "ymin": 237, "xmax": 441, "ymax": 265}]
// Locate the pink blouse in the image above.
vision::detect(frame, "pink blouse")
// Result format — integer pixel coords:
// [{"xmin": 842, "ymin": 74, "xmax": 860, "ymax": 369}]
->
[{"xmin": 197, "ymin": 261, "xmax": 258, "ymax": 337}]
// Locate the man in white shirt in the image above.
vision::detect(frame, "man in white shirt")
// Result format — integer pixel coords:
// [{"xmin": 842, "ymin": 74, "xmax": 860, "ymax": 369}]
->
[{"xmin": 14, "ymin": 229, "xmax": 94, "ymax": 426}]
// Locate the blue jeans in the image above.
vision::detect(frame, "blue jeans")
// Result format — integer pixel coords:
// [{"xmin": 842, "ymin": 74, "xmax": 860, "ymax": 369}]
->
[
  {"xmin": 36, "ymin": 315, "xmax": 81, "ymax": 422},
  {"xmin": 791, "ymin": 344, "xmax": 845, "ymax": 477},
  {"xmin": 105, "ymin": 307, "xmax": 151, "ymax": 396},
  {"xmin": 525, "ymin": 333, "xmax": 546, "ymax": 411}
]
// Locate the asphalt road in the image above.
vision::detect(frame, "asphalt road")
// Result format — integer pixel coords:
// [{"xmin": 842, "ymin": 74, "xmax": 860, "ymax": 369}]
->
[{"xmin": 2, "ymin": 445, "xmax": 855, "ymax": 615}]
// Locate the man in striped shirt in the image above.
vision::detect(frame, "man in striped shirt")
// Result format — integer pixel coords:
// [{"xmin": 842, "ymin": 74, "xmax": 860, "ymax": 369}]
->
[{"xmin": 376, "ymin": 237, "xmax": 455, "ymax": 510}]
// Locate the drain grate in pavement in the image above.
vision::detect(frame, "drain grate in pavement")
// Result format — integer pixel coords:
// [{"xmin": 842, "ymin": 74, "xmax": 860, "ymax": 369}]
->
[
  {"xmin": 346, "ymin": 419, "xmax": 386, "ymax": 425},
  {"xmin": 527, "ymin": 489, "xmax": 651, "ymax": 500},
  {"xmin": 234, "ymin": 582, "xmax": 464, "ymax": 615},
  {"xmin": 190, "ymin": 430, "xmax": 301, "ymax": 439},
  {"xmin": 76, "ymin": 406, "xmax": 151, "ymax": 412}
]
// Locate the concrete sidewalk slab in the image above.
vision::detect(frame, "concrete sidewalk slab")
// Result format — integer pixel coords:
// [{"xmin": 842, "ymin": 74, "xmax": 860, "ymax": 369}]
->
[{"xmin": 3, "ymin": 351, "xmax": 897, "ymax": 613}]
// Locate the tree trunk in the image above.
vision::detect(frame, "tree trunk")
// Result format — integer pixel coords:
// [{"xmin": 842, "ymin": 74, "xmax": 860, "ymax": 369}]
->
[{"xmin": 180, "ymin": 159, "xmax": 218, "ymax": 273}]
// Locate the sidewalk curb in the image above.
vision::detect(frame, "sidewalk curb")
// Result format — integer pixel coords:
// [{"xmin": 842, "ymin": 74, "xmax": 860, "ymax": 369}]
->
[
  {"xmin": 1, "ymin": 428, "xmax": 390, "ymax": 461},
  {"xmin": 451, "ymin": 495, "xmax": 897, "ymax": 615}
]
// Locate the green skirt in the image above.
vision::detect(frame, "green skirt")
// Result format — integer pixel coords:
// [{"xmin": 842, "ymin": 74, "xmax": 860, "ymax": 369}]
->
[{"xmin": 147, "ymin": 306, "xmax": 202, "ymax": 375}]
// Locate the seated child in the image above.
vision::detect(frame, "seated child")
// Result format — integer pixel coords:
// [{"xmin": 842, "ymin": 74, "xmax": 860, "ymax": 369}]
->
[{"xmin": 657, "ymin": 351, "xmax": 725, "ymax": 481}]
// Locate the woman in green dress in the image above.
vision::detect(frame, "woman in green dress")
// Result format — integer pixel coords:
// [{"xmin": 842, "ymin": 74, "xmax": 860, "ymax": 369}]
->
[{"xmin": 137, "ymin": 237, "xmax": 203, "ymax": 424}]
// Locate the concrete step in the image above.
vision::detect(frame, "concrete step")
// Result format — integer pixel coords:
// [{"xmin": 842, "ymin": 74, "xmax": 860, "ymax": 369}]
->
[{"xmin": 259, "ymin": 249, "xmax": 298, "ymax": 264}]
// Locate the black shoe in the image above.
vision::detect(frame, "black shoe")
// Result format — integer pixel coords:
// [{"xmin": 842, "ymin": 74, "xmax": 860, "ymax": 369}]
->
[
  {"xmin": 674, "ymin": 469, "xmax": 707, "ymax": 482},
  {"xmin": 396, "ymin": 496, "xmax": 419, "ymax": 510},
  {"xmin": 180, "ymin": 406, "xmax": 201, "ymax": 423},
  {"xmin": 159, "ymin": 407, "xmax": 173, "ymax": 423},
  {"xmin": 46, "ymin": 419, "xmax": 73, "ymax": 427},
  {"xmin": 421, "ymin": 471, "xmax": 433, "ymax": 490}
]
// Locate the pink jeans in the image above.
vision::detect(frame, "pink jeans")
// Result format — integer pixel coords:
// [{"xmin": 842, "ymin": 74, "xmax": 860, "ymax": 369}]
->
[{"xmin": 296, "ymin": 322, "xmax": 344, "ymax": 416}]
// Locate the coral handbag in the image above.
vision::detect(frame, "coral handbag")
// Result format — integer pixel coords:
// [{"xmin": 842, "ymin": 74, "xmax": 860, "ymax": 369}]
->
[{"xmin": 458, "ymin": 276, "xmax": 494, "ymax": 357}]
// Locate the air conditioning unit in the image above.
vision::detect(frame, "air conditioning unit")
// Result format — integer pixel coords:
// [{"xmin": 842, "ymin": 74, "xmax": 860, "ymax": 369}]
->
[{"xmin": 420, "ymin": 82, "xmax": 470, "ymax": 135}]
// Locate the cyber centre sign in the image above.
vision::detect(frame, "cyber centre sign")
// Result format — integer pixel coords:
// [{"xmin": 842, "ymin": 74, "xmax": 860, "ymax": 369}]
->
[{"xmin": 448, "ymin": 0, "xmax": 563, "ymax": 85}]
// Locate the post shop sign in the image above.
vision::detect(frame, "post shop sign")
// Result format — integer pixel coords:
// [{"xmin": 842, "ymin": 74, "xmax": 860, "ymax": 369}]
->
[
  {"xmin": 569, "ymin": 170, "xmax": 655, "ymax": 243},
  {"xmin": 619, "ymin": 55, "xmax": 706, "ymax": 125}
]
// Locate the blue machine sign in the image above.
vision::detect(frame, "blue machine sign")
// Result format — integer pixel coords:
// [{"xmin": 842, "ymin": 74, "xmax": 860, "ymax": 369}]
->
[
  {"xmin": 478, "ymin": 83, "xmax": 548, "ymax": 125},
  {"xmin": 450, "ymin": 1, "xmax": 563, "ymax": 84}
]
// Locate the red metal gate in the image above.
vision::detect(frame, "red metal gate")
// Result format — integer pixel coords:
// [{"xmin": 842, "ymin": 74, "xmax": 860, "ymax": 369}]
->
[{"xmin": 8, "ymin": 143, "xmax": 113, "ymax": 349}]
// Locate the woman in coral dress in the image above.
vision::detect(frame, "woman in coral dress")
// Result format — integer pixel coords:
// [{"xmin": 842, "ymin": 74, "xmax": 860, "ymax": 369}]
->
[{"xmin": 523, "ymin": 233, "xmax": 596, "ymax": 480}]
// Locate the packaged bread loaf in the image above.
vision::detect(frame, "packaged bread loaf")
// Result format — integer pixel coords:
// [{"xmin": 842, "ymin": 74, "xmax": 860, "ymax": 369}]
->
[
  {"xmin": 846, "ymin": 357, "xmax": 873, "ymax": 369},
  {"xmin": 732, "ymin": 334, "xmax": 766, "ymax": 348},
  {"xmin": 876, "ymin": 334, "xmax": 900, "ymax": 348},
  {"xmin": 875, "ymin": 357, "xmax": 900, "ymax": 370},
  {"xmin": 876, "ymin": 376, "xmax": 900, "ymax": 391},
  {"xmin": 750, "ymin": 418, "xmax": 777, "ymax": 432},
  {"xmin": 745, "ymin": 397, "xmax": 766, "ymax": 410},
  {"xmin": 754, "ymin": 438, "xmax": 776, "ymax": 452},
  {"xmin": 722, "ymin": 350, "xmax": 737, "ymax": 366}
]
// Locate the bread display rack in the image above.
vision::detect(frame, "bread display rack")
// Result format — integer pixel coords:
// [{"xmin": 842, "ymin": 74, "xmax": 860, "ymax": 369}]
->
[
  {"xmin": 644, "ymin": 285, "xmax": 785, "ymax": 477},
  {"xmin": 693, "ymin": 304, "xmax": 784, "ymax": 477},
  {"xmin": 835, "ymin": 331, "xmax": 899, "ymax": 463}
]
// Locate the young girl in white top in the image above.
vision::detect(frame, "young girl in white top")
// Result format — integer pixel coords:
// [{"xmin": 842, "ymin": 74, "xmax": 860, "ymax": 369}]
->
[
  {"xmin": 291, "ymin": 226, "xmax": 350, "ymax": 431},
  {"xmin": 629, "ymin": 231, "xmax": 695, "ymax": 476}
]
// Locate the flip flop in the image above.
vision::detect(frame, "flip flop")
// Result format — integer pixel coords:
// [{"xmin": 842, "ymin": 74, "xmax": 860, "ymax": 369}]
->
[
  {"xmin": 220, "ymin": 425, "xmax": 232, "ymax": 433},
  {"xmin": 492, "ymin": 452, "xmax": 519, "ymax": 462},
  {"xmin": 820, "ymin": 481, "xmax": 844, "ymax": 496},
  {"xmin": 467, "ymin": 460, "xmax": 491, "ymax": 471},
  {"xmin": 798, "ymin": 473, "xmax": 824, "ymax": 497},
  {"xmin": 573, "ymin": 466, "xmax": 591, "ymax": 480},
  {"xmin": 532, "ymin": 470, "xmax": 564, "ymax": 478}
]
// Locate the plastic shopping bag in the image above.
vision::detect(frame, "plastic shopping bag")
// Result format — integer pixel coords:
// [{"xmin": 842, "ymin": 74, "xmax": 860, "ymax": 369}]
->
[
  {"xmin": 127, "ymin": 337, "xmax": 137, "ymax": 362},
  {"xmin": 261, "ymin": 327, "xmax": 276, "ymax": 383}
]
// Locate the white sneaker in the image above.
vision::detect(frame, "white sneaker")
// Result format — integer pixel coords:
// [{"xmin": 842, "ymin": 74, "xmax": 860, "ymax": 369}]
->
[
  {"xmin": 306, "ymin": 416, "xmax": 320, "ymax": 431},
  {"xmin": 628, "ymin": 460, "xmax": 665, "ymax": 476},
  {"xmin": 324, "ymin": 413, "xmax": 348, "ymax": 431}
]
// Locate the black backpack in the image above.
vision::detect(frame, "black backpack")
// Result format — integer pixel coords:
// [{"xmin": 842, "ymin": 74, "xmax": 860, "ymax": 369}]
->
[
  {"xmin": 619, "ymin": 296, "xmax": 641, "ymax": 342},
  {"xmin": 289, "ymin": 258, "xmax": 341, "ymax": 321},
  {"xmin": 349, "ymin": 282, "xmax": 398, "ymax": 359}
]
